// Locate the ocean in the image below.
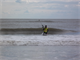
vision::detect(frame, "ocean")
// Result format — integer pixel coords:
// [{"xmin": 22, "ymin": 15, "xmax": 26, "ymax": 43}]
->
[
  {"xmin": 0, "ymin": 19, "xmax": 80, "ymax": 46},
  {"xmin": 0, "ymin": 19, "xmax": 80, "ymax": 35},
  {"xmin": 0, "ymin": 19, "xmax": 80, "ymax": 60}
]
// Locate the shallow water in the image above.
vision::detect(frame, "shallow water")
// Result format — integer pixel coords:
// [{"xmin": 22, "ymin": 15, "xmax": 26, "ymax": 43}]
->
[
  {"xmin": 0, "ymin": 35, "xmax": 80, "ymax": 46},
  {"xmin": 0, "ymin": 46, "xmax": 80, "ymax": 60}
]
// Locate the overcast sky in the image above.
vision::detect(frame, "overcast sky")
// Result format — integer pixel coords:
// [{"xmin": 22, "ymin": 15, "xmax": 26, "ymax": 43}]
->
[{"xmin": 0, "ymin": 0, "xmax": 80, "ymax": 19}]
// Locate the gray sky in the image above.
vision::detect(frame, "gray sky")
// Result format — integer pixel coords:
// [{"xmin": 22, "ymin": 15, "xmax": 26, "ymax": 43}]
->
[{"xmin": 0, "ymin": 0, "xmax": 80, "ymax": 19}]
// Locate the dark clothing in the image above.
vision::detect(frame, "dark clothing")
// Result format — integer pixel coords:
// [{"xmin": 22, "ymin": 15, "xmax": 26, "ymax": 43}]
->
[{"xmin": 44, "ymin": 32, "xmax": 47, "ymax": 34}]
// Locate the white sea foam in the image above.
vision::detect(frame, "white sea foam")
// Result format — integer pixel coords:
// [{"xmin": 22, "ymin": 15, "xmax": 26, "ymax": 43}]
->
[{"xmin": 0, "ymin": 35, "xmax": 80, "ymax": 46}]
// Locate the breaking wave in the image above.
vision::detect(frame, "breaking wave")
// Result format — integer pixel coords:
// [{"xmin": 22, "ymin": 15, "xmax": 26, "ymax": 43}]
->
[
  {"xmin": 0, "ymin": 35, "xmax": 80, "ymax": 46},
  {"xmin": 0, "ymin": 28, "xmax": 77, "ymax": 35}
]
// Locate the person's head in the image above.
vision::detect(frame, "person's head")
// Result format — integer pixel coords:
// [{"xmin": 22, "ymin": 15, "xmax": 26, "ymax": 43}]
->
[{"xmin": 45, "ymin": 25, "xmax": 47, "ymax": 28}]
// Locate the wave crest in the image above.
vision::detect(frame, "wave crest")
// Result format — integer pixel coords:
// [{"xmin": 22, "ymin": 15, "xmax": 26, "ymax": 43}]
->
[{"xmin": 0, "ymin": 28, "xmax": 66, "ymax": 35}]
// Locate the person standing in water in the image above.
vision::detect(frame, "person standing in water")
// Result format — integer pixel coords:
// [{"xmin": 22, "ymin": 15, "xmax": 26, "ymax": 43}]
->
[{"xmin": 42, "ymin": 25, "xmax": 48, "ymax": 35}]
